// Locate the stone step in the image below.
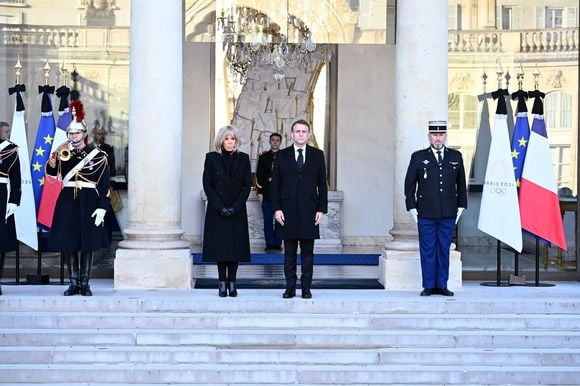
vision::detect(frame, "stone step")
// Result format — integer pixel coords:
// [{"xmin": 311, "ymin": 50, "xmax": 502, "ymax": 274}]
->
[
  {"xmin": 1, "ymin": 295, "xmax": 580, "ymax": 315},
  {"xmin": 2, "ymin": 328, "xmax": 579, "ymax": 349},
  {"xmin": 0, "ymin": 311, "xmax": 579, "ymax": 331},
  {"xmin": 0, "ymin": 363, "xmax": 579, "ymax": 384},
  {"xmin": 0, "ymin": 346, "xmax": 578, "ymax": 367}
]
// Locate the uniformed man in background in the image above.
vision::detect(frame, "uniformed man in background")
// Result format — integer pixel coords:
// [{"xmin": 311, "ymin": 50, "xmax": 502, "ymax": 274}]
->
[
  {"xmin": 255, "ymin": 132, "xmax": 282, "ymax": 252},
  {"xmin": 404, "ymin": 120, "xmax": 467, "ymax": 297},
  {"xmin": 0, "ymin": 121, "xmax": 21, "ymax": 296}
]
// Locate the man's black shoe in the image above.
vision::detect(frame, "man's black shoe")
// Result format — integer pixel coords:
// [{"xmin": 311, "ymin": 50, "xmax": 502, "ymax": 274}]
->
[
  {"xmin": 420, "ymin": 288, "xmax": 433, "ymax": 296},
  {"xmin": 438, "ymin": 288, "xmax": 454, "ymax": 296},
  {"xmin": 273, "ymin": 245, "xmax": 283, "ymax": 251},
  {"xmin": 265, "ymin": 245, "xmax": 274, "ymax": 252},
  {"xmin": 301, "ymin": 289, "xmax": 312, "ymax": 299},
  {"xmin": 282, "ymin": 290, "xmax": 295, "ymax": 299}
]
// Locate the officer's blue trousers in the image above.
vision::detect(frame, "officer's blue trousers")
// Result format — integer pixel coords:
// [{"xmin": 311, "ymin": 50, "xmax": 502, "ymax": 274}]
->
[
  {"xmin": 417, "ymin": 216, "xmax": 456, "ymax": 289},
  {"xmin": 262, "ymin": 200, "xmax": 281, "ymax": 247}
]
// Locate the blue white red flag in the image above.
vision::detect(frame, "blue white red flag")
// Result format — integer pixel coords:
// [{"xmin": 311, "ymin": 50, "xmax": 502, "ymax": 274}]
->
[
  {"xmin": 51, "ymin": 85, "xmax": 72, "ymax": 153},
  {"xmin": 518, "ymin": 91, "xmax": 567, "ymax": 250}
]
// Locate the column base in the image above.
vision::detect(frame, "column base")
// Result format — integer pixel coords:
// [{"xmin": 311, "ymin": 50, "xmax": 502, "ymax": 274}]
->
[
  {"xmin": 114, "ymin": 248, "xmax": 192, "ymax": 289},
  {"xmin": 379, "ymin": 249, "xmax": 462, "ymax": 291}
]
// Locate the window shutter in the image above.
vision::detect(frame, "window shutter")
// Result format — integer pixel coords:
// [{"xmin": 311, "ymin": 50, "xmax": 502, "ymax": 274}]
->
[
  {"xmin": 565, "ymin": 7, "xmax": 578, "ymax": 28},
  {"xmin": 513, "ymin": 6, "xmax": 522, "ymax": 30},
  {"xmin": 535, "ymin": 6, "xmax": 545, "ymax": 29}
]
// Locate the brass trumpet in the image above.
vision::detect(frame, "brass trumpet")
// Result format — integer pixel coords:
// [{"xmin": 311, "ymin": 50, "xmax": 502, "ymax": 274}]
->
[{"xmin": 58, "ymin": 141, "xmax": 72, "ymax": 161}]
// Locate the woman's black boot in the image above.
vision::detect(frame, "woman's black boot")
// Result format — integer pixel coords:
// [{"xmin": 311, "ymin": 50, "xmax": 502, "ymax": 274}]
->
[
  {"xmin": 218, "ymin": 281, "xmax": 228, "ymax": 297},
  {"xmin": 228, "ymin": 281, "xmax": 238, "ymax": 297}
]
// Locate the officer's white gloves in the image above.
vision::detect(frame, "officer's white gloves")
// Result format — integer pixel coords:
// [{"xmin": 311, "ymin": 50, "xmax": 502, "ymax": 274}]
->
[
  {"xmin": 5, "ymin": 203, "xmax": 17, "ymax": 219},
  {"xmin": 456, "ymin": 207, "xmax": 465, "ymax": 224},
  {"xmin": 91, "ymin": 208, "xmax": 107, "ymax": 227},
  {"xmin": 409, "ymin": 208, "xmax": 418, "ymax": 224}
]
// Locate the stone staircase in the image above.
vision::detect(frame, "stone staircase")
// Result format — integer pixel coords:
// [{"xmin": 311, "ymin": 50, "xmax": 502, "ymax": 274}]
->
[{"xmin": 0, "ymin": 283, "xmax": 579, "ymax": 385}]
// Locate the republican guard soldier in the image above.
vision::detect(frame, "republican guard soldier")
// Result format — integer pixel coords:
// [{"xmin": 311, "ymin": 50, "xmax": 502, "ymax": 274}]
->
[{"xmin": 46, "ymin": 100, "xmax": 110, "ymax": 296}]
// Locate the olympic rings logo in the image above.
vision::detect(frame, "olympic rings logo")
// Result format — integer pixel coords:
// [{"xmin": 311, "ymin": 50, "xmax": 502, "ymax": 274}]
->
[{"xmin": 489, "ymin": 187, "xmax": 507, "ymax": 196}]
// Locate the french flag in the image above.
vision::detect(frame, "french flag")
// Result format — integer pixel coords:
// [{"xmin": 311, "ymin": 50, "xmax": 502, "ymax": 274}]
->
[{"xmin": 518, "ymin": 109, "xmax": 567, "ymax": 250}]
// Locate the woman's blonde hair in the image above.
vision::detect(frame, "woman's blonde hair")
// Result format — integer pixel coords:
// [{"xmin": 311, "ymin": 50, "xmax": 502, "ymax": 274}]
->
[{"xmin": 214, "ymin": 125, "xmax": 242, "ymax": 153}]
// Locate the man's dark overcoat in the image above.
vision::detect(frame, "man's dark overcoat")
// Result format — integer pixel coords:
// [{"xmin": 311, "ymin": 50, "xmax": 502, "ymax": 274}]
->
[
  {"xmin": 202, "ymin": 151, "xmax": 251, "ymax": 262},
  {"xmin": 271, "ymin": 144, "xmax": 328, "ymax": 240},
  {"xmin": 0, "ymin": 140, "xmax": 21, "ymax": 252}
]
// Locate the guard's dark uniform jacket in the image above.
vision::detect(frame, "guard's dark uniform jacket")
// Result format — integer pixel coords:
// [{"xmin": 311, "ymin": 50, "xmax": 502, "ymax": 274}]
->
[
  {"xmin": 255, "ymin": 149, "xmax": 277, "ymax": 201},
  {"xmin": 0, "ymin": 140, "xmax": 21, "ymax": 252},
  {"xmin": 46, "ymin": 143, "xmax": 110, "ymax": 251},
  {"xmin": 404, "ymin": 146, "xmax": 467, "ymax": 218}
]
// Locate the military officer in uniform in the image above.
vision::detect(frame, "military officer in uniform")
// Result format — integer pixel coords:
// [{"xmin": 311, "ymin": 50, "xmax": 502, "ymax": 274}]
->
[
  {"xmin": 404, "ymin": 120, "xmax": 467, "ymax": 297},
  {"xmin": 47, "ymin": 100, "xmax": 110, "ymax": 296},
  {"xmin": 255, "ymin": 132, "xmax": 282, "ymax": 251},
  {"xmin": 0, "ymin": 121, "xmax": 21, "ymax": 296}
]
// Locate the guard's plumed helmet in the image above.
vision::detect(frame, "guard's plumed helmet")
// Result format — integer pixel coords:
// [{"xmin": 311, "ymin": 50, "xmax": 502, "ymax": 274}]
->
[{"xmin": 67, "ymin": 99, "xmax": 87, "ymax": 134}]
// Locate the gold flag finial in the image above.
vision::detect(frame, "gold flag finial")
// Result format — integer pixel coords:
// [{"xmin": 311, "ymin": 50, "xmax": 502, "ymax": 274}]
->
[
  {"xmin": 43, "ymin": 60, "xmax": 51, "ymax": 86},
  {"xmin": 60, "ymin": 61, "xmax": 69, "ymax": 87},
  {"xmin": 14, "ymin": 55, "xmax": 22, "ymax": 84},
  {"xmin": 516, "ymin": 63, "xmax": 525, "ymax": 90},
  {"xmin": 496, "ymin": 61, "xmax": 504, "ymax": 89},
  {"xmin": 532, "ymin": 63, "xmax": 541, "ymax": 90}
]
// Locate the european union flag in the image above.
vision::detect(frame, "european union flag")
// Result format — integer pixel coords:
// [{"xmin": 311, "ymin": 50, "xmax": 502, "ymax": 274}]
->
[
  {"xmin": 510, "ymin": 90, "xmax": 530, "ymax": 190},
  {"xmin": 31, "ymin": 85, "xmax": 56, "ymax": 212}
]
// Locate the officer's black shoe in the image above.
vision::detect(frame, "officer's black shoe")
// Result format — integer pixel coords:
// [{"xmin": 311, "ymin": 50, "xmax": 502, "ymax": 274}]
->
[
  {"xmin": 301, "ymin": 289, "xmax": 312, "ymax": 299},
  {"xmin": 438, "ymin": 288, "xmax": 454, "ymax": 296},
  {"xmin": 218, "ymin": 281, "xmax": 228, "ymax": 297},
  {"xmin": 282, "ymin": 289, "xmax": 295, "ymax": 299},
  {"xmin": 420, "ymin": 288, "xmax": 433, "ymax": 296},
  {"xmin": 273, "ymin": 245, "xmax": 283, "ymax": 251}
]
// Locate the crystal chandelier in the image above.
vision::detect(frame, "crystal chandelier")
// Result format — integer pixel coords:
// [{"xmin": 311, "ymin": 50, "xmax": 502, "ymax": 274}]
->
[{"xmin": 216, "ymin": 1, "xmax": 330, "ymax": 82}]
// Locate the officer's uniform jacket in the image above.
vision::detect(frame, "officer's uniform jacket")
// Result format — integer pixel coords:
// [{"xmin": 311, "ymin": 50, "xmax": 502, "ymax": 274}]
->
[
  {"xmin": 46, "ymin": 143, "xmax": 110, "ymax": 251},
  {"xmin": 255, "ymin": 149, "xmax": 277, "ymax": 202},
  {"xmin": 404, "ymin": 146, "xmax": 467, "ymax": 219},
  {"xmin": 0, "ymin": 139, "xmax": 21, "ymax": 252}
]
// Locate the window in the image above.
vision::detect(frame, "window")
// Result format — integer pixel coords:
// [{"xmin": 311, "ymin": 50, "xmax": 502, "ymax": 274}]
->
[
  {"xmin": 448, "ymin": 4, "xmax": 461, "ymax": 31},
  {"xmin": 501, "ymin": 6, "xmax": 513, "ymax": 30},
  {"xmin": 545, "ymin": 7, "xmax": 564, "ymax": 28},
  {"xmin": 546, "ymin": 91, "xmax": 573, "ymax": 129},
  {"xmin": 551, "ymin": 145, "xmax": 571, "ymax": 189}
]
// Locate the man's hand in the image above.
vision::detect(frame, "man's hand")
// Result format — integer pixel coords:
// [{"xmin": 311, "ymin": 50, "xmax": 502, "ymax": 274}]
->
[
  {"xmin": 91, "ymin": 208, "xmax": 107, "ymax": 226},
  {"xmin": 456, "ymin": 207, "xmax": 465, "ymax": 224},
  {"xmin": 275, "ymin": 210, "xmax": 285, "ymax": 226},
  {"xmin": 5, "ymin": 203, "xmax": 17, "ymax": 219},
  {"xmin": 409, "ymin": 208, "xmax": 418, "ymax": 224},
  {"xmin": 257, "ymin": 193, "xmax": 263, "ymax": 204},
  {"xmin": 314, "ymin": 212, "xmax": 324, "ymax": 226}
]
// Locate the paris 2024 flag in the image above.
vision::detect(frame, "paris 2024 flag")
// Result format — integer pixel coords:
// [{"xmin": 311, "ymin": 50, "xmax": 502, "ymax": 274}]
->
[
  {"xmin": 518, "ymin": 91, "xmax": 567, "ymax": 250},
  {"xmin": 477, "ymin": 88, "xmax": 522, "ymax": 252}
]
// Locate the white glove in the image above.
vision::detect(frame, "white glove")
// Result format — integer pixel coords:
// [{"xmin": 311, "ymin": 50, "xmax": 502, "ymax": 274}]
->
[
  {"xmin": 91, "ymin": 208, "xmax": 107, "ymax": 227},
  {"xmin": 409, "ymin": 208, "xmax": 418, "ymax": 224},
  {"xmin": 456, "ymin": 207, "xmax": 465, "ymax": 224},
  {"xmin": 5, "ymin": 203, "xmax": 17, "ymax": 219},
  {"xmin": 257, "ymin": 193, "xmax": 264, "ymax": 204}
]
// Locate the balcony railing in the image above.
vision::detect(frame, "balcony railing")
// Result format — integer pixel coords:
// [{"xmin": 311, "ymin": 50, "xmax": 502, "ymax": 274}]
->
[
  {"xmin": 0, "ymin": 24, "xmax": 129, "ymax": 49},
  {"xmin": 520, "ymin": 28, "xmax": 577, "ymax": 53},
  {"xmin": 448, "ymin": 31, "xmax": 503, "ymax": 53}
]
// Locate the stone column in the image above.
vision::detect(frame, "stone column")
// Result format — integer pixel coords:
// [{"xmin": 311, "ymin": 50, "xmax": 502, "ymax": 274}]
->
[
  {"xmin": 114, "ymin": 1, "xmax": 192, "ymax": 288},
  {"xmin": 379, "ymin": 0, "xmax": 461, "ymax": 290}
]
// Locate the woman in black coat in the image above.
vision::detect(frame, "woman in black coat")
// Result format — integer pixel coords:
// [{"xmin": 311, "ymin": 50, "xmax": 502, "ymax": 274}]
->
[{"xmin": 202, "ymin": 125, "xmax": 251, "ymax": 297}]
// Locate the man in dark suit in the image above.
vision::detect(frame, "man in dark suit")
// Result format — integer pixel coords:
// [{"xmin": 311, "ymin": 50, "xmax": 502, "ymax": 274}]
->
[
  {"xmin": 255, "ymin": 133, "xmax": 282, "ymax": 252},
  {"xmin": 271, "ymin": 119, "xmax": 328, "ymax": 299},
  {"xmin": 404, "ymin": 120, "xmax": 467, "ymax": 297}
]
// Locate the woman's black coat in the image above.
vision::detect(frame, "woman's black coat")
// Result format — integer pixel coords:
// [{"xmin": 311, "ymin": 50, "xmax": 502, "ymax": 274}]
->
[{"xmin": 202, "ymin": 151, "xmax": 251, "ymax": 263}]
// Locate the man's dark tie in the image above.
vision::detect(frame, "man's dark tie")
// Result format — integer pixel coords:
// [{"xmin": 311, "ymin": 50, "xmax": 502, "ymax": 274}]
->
[
  {"xmin": 436, "ymin": 150, "xmax": 442, "ymax": 164},
  {"xmin": 297, "ymin": 148, "xmax": 304, "ymax": 170}
]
